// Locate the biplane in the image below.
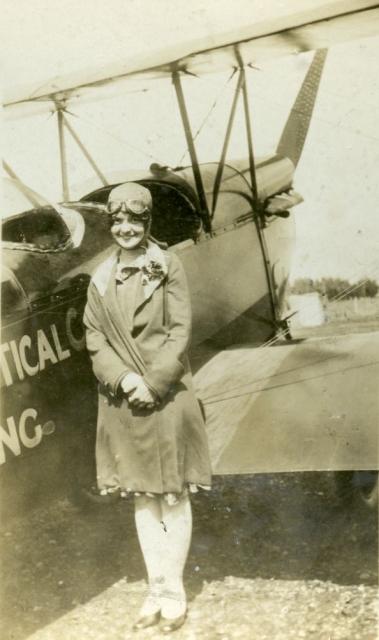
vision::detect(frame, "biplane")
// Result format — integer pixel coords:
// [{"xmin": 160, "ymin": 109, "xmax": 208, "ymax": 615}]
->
[{"xmin": 2, "ymin": 0, "xmax": 379, "ymax": 520}]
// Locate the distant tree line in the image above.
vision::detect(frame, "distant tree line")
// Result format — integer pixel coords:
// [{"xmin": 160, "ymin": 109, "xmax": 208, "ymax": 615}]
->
[{"xmin": 291, "ymin": 277, "xmax": 379, "ymax": 301}]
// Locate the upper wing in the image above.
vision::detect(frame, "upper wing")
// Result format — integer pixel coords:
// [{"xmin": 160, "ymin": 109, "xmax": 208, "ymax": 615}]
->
[{"xmin": 5, "ymin": 0, "xmax": 379, "ymax": 119}]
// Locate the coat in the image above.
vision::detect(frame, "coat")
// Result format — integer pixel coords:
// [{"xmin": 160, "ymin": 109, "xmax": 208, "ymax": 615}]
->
[{"xmin": 83, "ymin": 242, "xmax": 212, "ymax": 495}]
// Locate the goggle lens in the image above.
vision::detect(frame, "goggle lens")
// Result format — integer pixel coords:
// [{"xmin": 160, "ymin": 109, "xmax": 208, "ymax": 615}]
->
[{"xmin": 106, "ymin": 200, "xmax": 150, "ymax": 216}]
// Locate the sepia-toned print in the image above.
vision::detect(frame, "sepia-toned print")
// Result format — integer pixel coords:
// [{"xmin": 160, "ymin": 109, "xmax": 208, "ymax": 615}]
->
[{"xmin": 2, "ymin": 1, "xmax": 378, "ymax": 638}]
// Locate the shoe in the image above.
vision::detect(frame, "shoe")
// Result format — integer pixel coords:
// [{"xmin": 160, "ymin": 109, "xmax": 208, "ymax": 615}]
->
[
  {"xmin": 132, "ymin": 610, "xmax": 161, "ymax": 630},
  {"xmin": 159, "ymin": 610, "xmax": 187, "ymax": 633}
]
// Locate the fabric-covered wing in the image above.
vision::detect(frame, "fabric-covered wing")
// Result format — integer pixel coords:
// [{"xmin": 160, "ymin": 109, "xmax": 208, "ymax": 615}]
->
[
  {"xmin": 194, "ymin": 332, "xmax": 379, "ymax": 474},
  {"xmin": 5, "ymin": 1, "xmax": 379, "ymax": 119}
]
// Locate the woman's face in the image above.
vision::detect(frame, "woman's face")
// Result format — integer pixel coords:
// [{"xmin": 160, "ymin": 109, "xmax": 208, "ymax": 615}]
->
[{"xmin": 110, "ymin": 211, "xmax": 146, "ymax": 251}]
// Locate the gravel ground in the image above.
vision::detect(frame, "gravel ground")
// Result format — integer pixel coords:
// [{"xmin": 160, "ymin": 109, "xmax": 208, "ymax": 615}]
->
[{"xmin": 1, "ymin": 473, "xmax": 377, "ymax": 640}]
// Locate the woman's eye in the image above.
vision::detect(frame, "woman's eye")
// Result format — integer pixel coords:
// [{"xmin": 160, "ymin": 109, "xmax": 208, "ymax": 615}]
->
[{"xmin": 111, "ymin": 215, "xmax": 143, "ymax": 227}]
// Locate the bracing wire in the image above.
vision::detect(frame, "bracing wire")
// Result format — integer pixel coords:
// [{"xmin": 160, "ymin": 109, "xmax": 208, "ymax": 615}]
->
[
  {"xmin": 65, "ymin": 111, "xmax": 164, "ymax": 165},
  {"xmin": 177, "ymin": 70, "xmax": 236, "ymax": 166},
  {"xmin": 332, "ymin": 274, "xmax": 379, "ymax": 302},
  {"xmin": 201, "ymin": 358, "xmax": 379, "ymax": 406},
  {"xmin": 243, "ymin": 62, "xmax": 379, "ymax": 145},
  {"xmin": 200, "ymin": 264, "xmax": 379, "ymax": 405}
]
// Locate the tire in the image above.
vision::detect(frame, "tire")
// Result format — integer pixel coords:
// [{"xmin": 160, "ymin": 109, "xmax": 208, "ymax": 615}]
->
[
  {"xmin": 334, "ymin": 471, "xmax": 378, "ymax": 510},
  {"xmin": 354, "ymin": 471, "xmax": 378, "ymax": 510}
]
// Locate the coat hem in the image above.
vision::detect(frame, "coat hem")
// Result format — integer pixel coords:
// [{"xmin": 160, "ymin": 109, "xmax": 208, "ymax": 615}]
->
[{"xmin": 98, "ymin": 482, "xmax": 212, "ymax": 506}]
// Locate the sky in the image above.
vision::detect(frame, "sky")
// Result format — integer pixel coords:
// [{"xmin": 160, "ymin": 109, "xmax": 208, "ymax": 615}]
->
[{"xmin": 3, "ymin": 0, "xmax": 379, "ymax": 284}]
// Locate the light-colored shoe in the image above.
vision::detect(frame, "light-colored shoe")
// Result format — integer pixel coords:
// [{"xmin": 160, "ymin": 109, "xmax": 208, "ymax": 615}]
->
[
  {"xmin": 132, "ymin": 610, "xmax": 161, "ymax": 631},
  {"xmin": 159, "ymin": 610, "xmax": 187, "ymax": 633}
]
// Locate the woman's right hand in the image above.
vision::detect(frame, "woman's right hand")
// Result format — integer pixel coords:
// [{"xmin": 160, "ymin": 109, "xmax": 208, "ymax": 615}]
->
[
  {"xmin": 121, "ymin": 373, "xmax": 157, "ymax": 410},
  {"xmin": 128, "ymin": 380, "xmax": 157, "ymax": 410},
  {"xmin": 121, "ymin": 372, "xmax": 142, "ymax": 394}
]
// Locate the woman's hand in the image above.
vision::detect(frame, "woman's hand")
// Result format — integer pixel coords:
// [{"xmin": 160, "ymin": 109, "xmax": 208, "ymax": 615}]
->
[
  {"xmin": 121, "ymin": 372, "xmax": 143, "ymax": 394},
  {"xmin": 128, "ymin": 380, "xmax": 157, "ymax": 410}
]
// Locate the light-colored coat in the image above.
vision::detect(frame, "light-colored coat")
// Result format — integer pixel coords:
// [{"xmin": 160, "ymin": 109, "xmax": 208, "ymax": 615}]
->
[{"xmin": 83, "ymin": 245, "xmax": 211, "ymax": 494}]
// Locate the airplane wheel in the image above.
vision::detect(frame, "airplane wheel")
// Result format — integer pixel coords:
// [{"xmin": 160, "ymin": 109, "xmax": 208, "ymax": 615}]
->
[
  {"xmin": 355, "ymin": 471, "xmax": 378, "ymax": 510},
  {"xmin": 334, "ymin": 471, "xmax": 378, "ymax": 510},
  {"xmin": 279, "ymin": 318, "xmax": 292, "ymax": 341}
]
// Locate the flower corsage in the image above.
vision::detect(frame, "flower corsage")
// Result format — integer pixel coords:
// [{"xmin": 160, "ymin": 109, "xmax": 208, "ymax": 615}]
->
[{"xmin": 141, "ymin": 260, "xmax": 165, "ymax": 285}]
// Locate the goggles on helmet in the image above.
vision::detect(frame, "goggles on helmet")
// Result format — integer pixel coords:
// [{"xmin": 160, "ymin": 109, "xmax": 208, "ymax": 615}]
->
[{"xmin": 106, "ymin": 199, "xmax": 151, "ymax": 217}]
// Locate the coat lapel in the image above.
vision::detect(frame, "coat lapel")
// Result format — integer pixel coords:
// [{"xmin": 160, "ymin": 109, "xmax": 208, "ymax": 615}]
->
[
  {"xmin": 92, "ymin": 249, "xmax": 146, "ymax": 373},
  {"xmin": 91, "ymin": 241, "xmax": 168, "ymax": 369},
  {"xmin": 133, "ymin": 241, "xmax": 168, "ymax": 315}
]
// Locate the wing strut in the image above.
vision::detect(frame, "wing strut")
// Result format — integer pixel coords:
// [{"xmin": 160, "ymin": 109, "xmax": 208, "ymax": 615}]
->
[
  {"xmin": 62, "ymin": 115, "xmax": 109, "ymax": 188},
  {"xmin": 211, "ymin": 69, "xmax": 245, "ymax": 216},
  {"xmin": 57, "ymin": 110, "xmax": 70, "ymax": 201},
  {"xmin": 2, "ymin": 160, "xmax": 42, "ymax": 208},
  {"xmin": 239, "ymin": 61, "xmax": 278, "ymax": 324},
  {"xmin": 172, "ymin": 69, "xmax": 211, "ymax": 232},
  {"xmin": 57, "ymin": 110, "xmax": 109, "ymax": 201},
  {"xmin": 240, "ymin": 67, "xmax": 259, "ymax": 210},
  {"xmin": 3, "ymin": 160, "xmax": 23, "ymax": 183}
]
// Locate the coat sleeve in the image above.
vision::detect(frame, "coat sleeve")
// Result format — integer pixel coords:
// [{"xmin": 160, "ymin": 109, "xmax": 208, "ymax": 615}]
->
[
  {"xmin": 143, "ymin": 253, "xmax": 191, "ymax": 399},
  {"xmin": 83, "ymin": 282, "xmax": 128, "ymax": 395}
]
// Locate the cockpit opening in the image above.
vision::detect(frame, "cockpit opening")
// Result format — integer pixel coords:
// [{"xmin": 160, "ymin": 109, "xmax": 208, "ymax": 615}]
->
[{"xmin": 2, "ymin": 207, "xmax": 72, "ymax": 252}]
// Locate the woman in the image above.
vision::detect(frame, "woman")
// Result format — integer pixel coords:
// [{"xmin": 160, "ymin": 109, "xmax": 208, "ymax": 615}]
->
[{"xmin": 84, "ymin": 183, "xmax": 212, "ymax": 633}]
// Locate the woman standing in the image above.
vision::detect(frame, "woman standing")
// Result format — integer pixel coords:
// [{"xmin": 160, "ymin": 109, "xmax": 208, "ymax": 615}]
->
[{"xmin": 84, "ymin": 183, "xmax": 211, "ymax": 633}]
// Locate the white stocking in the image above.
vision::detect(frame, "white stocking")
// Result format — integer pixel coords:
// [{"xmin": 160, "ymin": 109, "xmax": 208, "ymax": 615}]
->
[
  {"xmin": 134, "ymin": 495, "xmax": 165, "ymax": 616},
  {"xmin": 134, "ymin": 494, "xmax": 192, "ymax": 619},
  {"xmin": 159, "ymin": 495, "xmax": 192, "ymax": 619}
]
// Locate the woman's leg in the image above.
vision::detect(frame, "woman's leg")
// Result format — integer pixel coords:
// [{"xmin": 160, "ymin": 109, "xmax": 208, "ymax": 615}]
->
[
  {"xmin": 159, "ymin": 494, "xmax": 192, "ymax": 619},
  {"xmin": 134, "ymin": 493, "xmax": 192, "ymax": 619},
  {"xmin": 134, "ymin": 495, "xmax": 165, "ymax": 616}
]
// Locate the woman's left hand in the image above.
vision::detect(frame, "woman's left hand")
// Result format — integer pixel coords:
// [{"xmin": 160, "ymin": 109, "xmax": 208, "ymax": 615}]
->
[{"xmin": 128, "ymin": 380, "xmax": 157, "ymax": 410}]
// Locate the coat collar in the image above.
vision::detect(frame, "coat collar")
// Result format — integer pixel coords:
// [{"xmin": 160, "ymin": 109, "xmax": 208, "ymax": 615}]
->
[{"xmin": 92, "ymin": 240, "xmax": 168, "ymax": 298}]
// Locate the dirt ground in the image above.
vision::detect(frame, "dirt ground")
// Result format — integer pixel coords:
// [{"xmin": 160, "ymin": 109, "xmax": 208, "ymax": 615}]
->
[
  {"xmin": 1, "ymin": 472, "xmax": 377, "ymax": 640},
  {"xmin": 1, "ymin": 316, "xmax": 378, "ymax": 640}
]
